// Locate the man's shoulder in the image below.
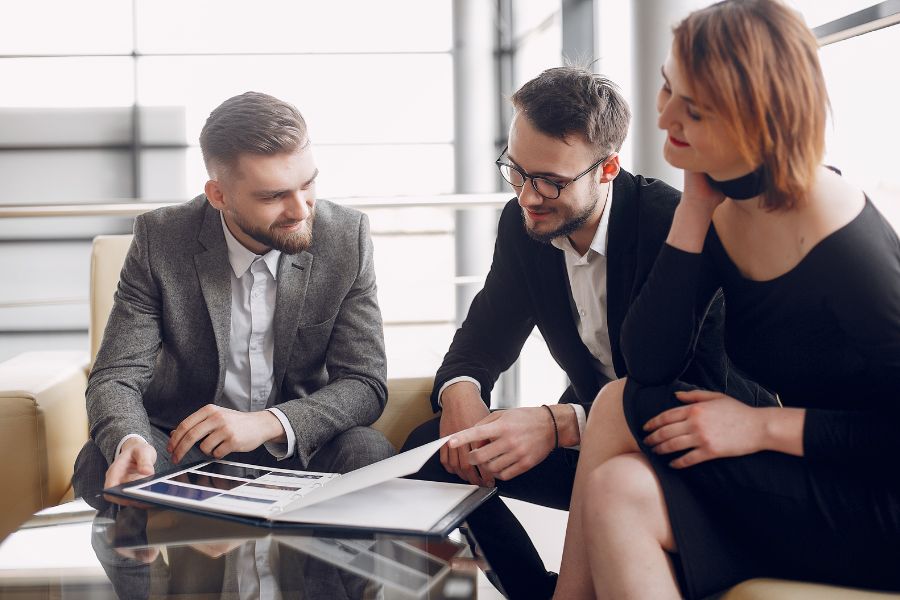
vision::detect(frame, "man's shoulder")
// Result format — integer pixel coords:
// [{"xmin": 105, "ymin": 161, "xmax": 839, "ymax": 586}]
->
[
  {"xmin": 307, "ymin": 199, "xmax": 365, "ymax": 252},
  {"xmin": 616, "ymin": 169, "xmax": 681, "ymax": 213},
  {"xmin": 497, "ymin": 196, "xmax": 532, "ymax": 242},
  {"xmin": 311, "ymin": 198, "xmax": 363, "ymax": 228},
  {"xmin": 138, "ymin": 194, "xmax": 209, "ymax": 235},
  {"xmin": 498, "ymin": 196, "xmax": 522, "ymax": 221}
]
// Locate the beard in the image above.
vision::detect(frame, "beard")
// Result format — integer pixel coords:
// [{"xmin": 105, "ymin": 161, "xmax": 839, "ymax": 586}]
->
[
  {"xmin": 523, "ymin": 188, "xmax": 601, "ymax": 244},
  {"xmin": 229, "ymin": 207, "xmax": 315, "ymax": 255}
]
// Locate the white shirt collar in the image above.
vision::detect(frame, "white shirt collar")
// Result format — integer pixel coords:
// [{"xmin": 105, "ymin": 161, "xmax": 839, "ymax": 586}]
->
[
  {"xmin": 551, "ymin": 180, "xmax": 614, "ymax": 260},
  {"xmin": 219, "ymin": 211, "xmax": 281, "ymax": 279}
]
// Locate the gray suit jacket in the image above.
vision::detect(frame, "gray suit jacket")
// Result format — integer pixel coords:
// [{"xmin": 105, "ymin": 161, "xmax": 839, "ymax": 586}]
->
[{"xmin": 86, "ymin": 195, "xmax": 387, "ymax": 466}]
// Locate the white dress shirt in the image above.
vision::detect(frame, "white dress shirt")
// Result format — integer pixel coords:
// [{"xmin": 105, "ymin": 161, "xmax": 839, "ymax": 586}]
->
[
  {"xmin": 115, "ymin": 213, "xmax": 295, "ymax": 459},
  {"xmin": 219, "ymin": 213, "xmax": 296, "ymax": 459},
  {"xmin": 440, "ymin": 182, "xmax": 617, "ymax": 444}
]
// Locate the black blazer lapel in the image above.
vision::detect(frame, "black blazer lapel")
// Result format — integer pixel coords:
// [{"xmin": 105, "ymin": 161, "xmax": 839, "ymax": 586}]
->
[
  {"xmin": 194, "ymin": 204, "xmax": 232, "ymax": 401},
  {"xmin": 271, "ymin": 251, "xmax": 313, "ymax": 396},
  {"xmin": 606, "ymin": 172, "xmax": 639, "ymax": 377}
]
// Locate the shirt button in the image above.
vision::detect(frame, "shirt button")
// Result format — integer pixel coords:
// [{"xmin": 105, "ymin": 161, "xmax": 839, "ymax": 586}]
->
[{"xmin": 579, "ymin": 309, "xmax": 586, "ymax": 317}]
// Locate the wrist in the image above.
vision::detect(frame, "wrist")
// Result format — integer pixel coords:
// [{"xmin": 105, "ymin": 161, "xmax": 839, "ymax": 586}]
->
[
  {"xmin": 441, "ymin": 382, "xmax": 484, "ymax": 410},
  {"xmin": 261, "ymin": 410, "xmax": 287, "ymax": 443},
  {"xmin": 541, "ymin": 405, "xmax": 559, "ymax": 449},
  {"xmin": 550, "ymin": 404, "xmax": 580, "ymax": 448},
  {"xmin": 121, "ymin": 436, "xmax": 151, "ymax": 453},
  {"xmin": 759, "ymin": 407, "xmax": 805, "ymax": 456},
  {"xmin": 667, "ymin": 202, "xmax": 715, "ymax": 253}
]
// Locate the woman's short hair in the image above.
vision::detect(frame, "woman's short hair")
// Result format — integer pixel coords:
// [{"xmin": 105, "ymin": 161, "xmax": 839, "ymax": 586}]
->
[
  {"xmin": 674, "ymin": 0, "xmax": 827, "ymax": 210},
  {"xmin": 511, "ymin": 66, "xmax": 631, "ymax": 159},
  {"xmin": 200, "ymin": 91, "xmax": 309, "ymax": 176}
]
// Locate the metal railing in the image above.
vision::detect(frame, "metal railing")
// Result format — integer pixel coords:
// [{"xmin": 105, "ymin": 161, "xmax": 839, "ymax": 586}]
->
[
  {"xmin": 0, "ymin": 193, "xmax": 511, "ymax": 330},
  {"xmin": 0, "ymin": 193, "xmax": 510, "ymax": 219},
  {"xmin": 814, "ymin": 0, "xmax": 900, "ymax": 45}
]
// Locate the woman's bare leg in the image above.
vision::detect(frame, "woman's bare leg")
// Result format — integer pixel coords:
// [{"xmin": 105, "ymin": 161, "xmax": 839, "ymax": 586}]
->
[
  {"xmin": 553, "ymin": 378, "xmax": 641, "ymax": 599},
  {"xmin": 583, "ymin": 453, "xmax": 679, "ymax": 599}
]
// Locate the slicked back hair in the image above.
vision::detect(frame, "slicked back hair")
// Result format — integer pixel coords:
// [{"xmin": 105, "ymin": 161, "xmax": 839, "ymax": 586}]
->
[{"xmin": 200, "ymin": 91, "xmax": 309, "ymax": 176}]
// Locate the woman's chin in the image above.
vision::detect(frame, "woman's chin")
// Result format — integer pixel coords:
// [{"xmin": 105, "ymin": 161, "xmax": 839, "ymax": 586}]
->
[{"xmin": 662, "ymin": 144, "xmax": 688, "ymax": 170}]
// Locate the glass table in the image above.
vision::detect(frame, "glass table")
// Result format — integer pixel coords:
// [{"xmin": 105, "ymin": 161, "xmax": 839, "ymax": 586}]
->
[{"xmin": 0, "ymin": 497, "xmax": 480, "ymax": 599}]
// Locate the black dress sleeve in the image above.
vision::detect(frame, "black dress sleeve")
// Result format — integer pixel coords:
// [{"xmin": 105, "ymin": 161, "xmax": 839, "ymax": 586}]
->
[
  {"xmin": 430, "ymin": 201, "xmax": 536, "ymax": 412},
  {"xmin": 621, "ymin": 235, "xmax": 723, "ymax": 386},
  {"xmin": 803, "ymin": 208, "xmax": 900, "ymax": 463}
]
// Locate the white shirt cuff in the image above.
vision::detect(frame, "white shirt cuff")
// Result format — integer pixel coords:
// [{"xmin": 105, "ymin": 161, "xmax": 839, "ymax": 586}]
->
[
  {"xmin": 264, "ymin": 407, "xmax": 296, "ymax": 460},
  {"xmin": 566, "ymin": 404, "xmax": 587, "ymax": 450},
  {"xmin": 438, "ymin": 376, "xmax": 483, "ymax": 408},
  {"xmin": 116, "ymin": 434, "xmax": 149, "ymax": 458}
]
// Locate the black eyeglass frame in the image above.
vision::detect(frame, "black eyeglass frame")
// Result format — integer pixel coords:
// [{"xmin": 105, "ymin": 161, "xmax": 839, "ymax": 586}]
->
[{"xmin": 494, "ymin": 145, "xmax": 609, "ymax": 200}]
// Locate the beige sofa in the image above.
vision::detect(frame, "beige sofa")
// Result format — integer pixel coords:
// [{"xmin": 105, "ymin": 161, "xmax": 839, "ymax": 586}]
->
[{"xmin": 1, "ymin": 233, "xmax": 898, "ymax": 598}]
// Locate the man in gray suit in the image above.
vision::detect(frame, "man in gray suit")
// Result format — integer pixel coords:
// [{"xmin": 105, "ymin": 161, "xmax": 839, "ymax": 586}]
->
[{"xmin": 74, "ymin": 91, "xmax": 394, "ymax": 494}]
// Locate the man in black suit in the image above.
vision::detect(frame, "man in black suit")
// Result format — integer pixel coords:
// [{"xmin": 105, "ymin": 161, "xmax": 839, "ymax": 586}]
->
[{"xmin": 403, "ymin": 66, "xmax": 727, "ymax": 599}]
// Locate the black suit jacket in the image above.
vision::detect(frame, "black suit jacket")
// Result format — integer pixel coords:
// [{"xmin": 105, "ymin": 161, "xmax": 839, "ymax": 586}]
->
[{"xmin": 430, "ymin": 169, "xmax": 728, "ymax": 414}]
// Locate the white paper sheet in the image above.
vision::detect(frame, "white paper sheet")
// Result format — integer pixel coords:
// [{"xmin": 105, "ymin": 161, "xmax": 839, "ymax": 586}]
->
[
  {"xmin": 276, "ymin": 478, "xmax": 477, "ymax": 532},
  {"xmin": 276, "ymin": 435, "xmax": 451, "ymax": 513}
]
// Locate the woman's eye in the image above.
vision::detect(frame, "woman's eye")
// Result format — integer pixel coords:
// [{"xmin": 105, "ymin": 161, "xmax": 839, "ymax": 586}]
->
[{"xmin": 686, "ymin": 108, "xmax": 702, "ymax": 122}]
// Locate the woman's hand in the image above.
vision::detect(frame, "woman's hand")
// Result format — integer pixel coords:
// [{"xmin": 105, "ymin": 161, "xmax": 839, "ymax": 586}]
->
[
  {"xmin": 666, "ymin": 171, "xmax": 725, "ymax": 253},
  {"xmin": 682, "ymin": 170, "xmax": 726, "ymax": 214},
  {"xmin": 641, "ymin": 389, "xmax": 767, "ymax": 468}
]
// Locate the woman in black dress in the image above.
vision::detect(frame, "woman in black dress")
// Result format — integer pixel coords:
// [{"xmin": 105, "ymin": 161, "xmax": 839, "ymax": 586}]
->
[{"xmin": 553, "ymin": 1, "xmax": 900, "ymax": 598}]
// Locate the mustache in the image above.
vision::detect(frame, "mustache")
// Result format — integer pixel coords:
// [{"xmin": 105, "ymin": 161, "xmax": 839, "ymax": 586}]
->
[{"xmin": 272, "ymin": 219, "xmax": 304, "ymax": 228}]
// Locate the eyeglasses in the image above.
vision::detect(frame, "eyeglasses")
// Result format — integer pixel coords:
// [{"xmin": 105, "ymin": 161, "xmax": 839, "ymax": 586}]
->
[{"xmin": 495, "ymin": 146, "xmax": 608, "ymax": 200}]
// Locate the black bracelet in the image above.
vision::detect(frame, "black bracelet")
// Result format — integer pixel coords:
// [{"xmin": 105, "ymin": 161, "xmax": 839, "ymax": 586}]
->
[{"xmin": 542, "ymin": 404, "xmax": 559, "ymax": 449}]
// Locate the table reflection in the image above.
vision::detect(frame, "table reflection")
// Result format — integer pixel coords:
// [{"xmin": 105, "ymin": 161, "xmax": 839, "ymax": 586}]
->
[{"xmin": 0, "ymin": 494, "xmax": 476, "ymax": 599}]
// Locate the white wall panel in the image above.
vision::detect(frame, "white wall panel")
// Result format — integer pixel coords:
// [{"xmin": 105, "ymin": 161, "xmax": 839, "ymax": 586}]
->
[{"xmin": 0, "ymin": 150, "xmax": 132, "ymax": 204}]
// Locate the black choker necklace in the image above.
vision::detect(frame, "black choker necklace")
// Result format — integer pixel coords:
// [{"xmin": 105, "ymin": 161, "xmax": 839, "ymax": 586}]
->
[{"xmin": 706, "ymin": 167, "xmax": 766, "ymax": 200}]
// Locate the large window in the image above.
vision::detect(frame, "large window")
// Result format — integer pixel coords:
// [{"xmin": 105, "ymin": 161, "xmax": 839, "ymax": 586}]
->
[
  {"xmin": 0, "ymin": 1, "xmax": 457, "ymax": 377},
  {"xmin": 3, "ymin": 0, "xmax": 896, "ymax": 409},
  {"xmin": 793, "ymin": 1, "xmax": 900, "ymax": 218}
]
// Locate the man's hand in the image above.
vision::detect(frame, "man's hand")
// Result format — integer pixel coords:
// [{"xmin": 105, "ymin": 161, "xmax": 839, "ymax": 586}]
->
[
  {"xmin": 105, "ymin": 437, "xmax": 157, "ymax": 489},
  {"xmin": 448, "ymin": 406, "xmax": 559, "ymax": 481},
  {"xmin": 167, "ymin": 405, "xmax": 286, "ymax": 464},
  {"xmin": 439, "ymin": 382, "xmax": 491, "ymax": 486}
]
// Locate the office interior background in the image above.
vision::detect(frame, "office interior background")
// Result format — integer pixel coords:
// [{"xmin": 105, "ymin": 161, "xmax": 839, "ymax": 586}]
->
[{"xmin": 1, "ymin": 0, "xmax": 898, "ymax": 410}]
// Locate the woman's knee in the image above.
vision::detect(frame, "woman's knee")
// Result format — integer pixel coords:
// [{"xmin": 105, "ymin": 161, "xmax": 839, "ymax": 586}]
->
[
  {"xmin": 582, "ymin": 378, "xmax": 637, "ymax": 456},
  {"xmin": 586, "ymin": 378, "xmax": 627, "ymax": 428},
  {"xmin": 580, "ymin": 453, "xmax": 674, "ymax": 548}
]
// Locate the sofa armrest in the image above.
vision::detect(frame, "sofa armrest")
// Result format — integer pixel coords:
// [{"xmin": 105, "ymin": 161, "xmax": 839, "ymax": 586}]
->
[
  {"xmin": 0, "ymin": 351, "xmax": 89, "ymax": 539},
  {"xmin": 723, "ymin": 578, "xmax": 898, "ymax": 599},
  {"xmin": 374, "ymin": 377, "xmax": 436, "ymax": 450}
]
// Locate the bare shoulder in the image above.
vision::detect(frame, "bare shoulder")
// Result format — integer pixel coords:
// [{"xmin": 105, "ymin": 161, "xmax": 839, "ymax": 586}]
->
[{"xmin": 804, "ymin": 166, "xmax": 866, "ymax": 238}]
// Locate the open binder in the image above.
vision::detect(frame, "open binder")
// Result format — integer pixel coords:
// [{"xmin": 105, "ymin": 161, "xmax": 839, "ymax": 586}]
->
[{"xmin": 104, "ymin": 437, "xmax": 495, "ymax": 536}]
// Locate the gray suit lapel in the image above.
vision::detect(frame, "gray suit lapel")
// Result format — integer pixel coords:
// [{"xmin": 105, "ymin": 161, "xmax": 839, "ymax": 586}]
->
[
  {"xmin": 194, "ymin": 204, "xmax": 232, "ymax": 400},
  {"xmin": 272, "ymin": 251, "xmax": 313, "ymax": 394}
]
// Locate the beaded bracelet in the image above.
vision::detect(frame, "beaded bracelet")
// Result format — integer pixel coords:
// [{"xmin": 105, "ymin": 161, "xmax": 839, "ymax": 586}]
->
[{"xmin": 541, "ymin": 404, "xmax": 559, "ymax": 449}]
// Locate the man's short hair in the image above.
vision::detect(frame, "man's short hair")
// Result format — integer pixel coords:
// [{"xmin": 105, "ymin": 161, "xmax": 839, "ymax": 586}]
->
[
  {"xmin": 511, "ymin": 66, "xmax": 631, "ymax": 158},
  {"xmin": 200, "ymin": 91, "xmax": 309, "ymax": 176}
]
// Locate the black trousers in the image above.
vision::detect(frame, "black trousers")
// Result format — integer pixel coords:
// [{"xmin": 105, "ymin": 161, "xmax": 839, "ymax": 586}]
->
[{"xmin": 403, "ymin": 416, "xmax": 578, "ymax": 600}]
